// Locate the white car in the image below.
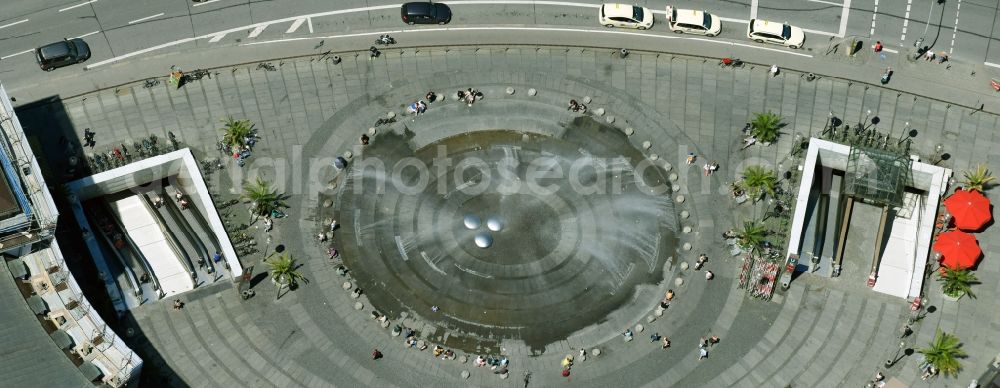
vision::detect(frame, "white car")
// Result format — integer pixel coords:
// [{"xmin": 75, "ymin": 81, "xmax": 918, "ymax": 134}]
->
[
  {"xmin": 599, "ymin": 3, "xmax": 654, "ymax": 30},
  {"xmin": 746, "ymin": 19, "xmax": 805, "ymax": 49},
  {"xmin": 665, "ymin": 6, "xmax": 721, "ymax": 37}
]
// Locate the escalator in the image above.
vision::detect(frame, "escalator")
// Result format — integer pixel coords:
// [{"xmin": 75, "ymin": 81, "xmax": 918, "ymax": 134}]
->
[
  {"xmin": 161, "ymin": 184, "xmax": 224, "ymax": 273},
  {"xmin": 138, "ymin": 192, "xmax": 200, "ymax": 286},
  {"xmin": 85, "ymin": 201, "xmax": 161, "ymax": 300}
]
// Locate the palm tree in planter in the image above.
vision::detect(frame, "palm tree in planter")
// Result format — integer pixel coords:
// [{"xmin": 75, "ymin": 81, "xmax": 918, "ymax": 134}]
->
[
  {"xmin": 938, "ymin": 267, "xmax": 979, "ymax": 300},
  {"xmin": 750, "ymin": 111, "xmax": 783, "ymax": 144},
  {"xmin": 241, "ymin": 177, "xmax": 285, "ymax": 222},
  {"xmin": 736, "ymin": 220, "xmax": 767, "ymax": 254},
  {"xmin": 265, "ymin": 252, "xmax": 307, "ymax": 300},
  {"xmin": 220, "ymin": 117, "xmax": 254, "ymax": 151},
  {"xmin": 742, "ymin": 165, "xmax": 778, "ymax": 202},
  {"xmin": 961, "ymin": 163, "xmax": 995, "ymax": 192},
  {"xmin": 918, "ymin": 330, "xmax": 966, "ymax": 378}
]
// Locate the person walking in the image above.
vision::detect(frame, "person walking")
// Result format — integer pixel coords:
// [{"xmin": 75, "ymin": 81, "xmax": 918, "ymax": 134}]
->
[
  {"xmin": 372, "ymin": 348, "xmax": 383, "ymax": 360},
  {"xmin": 698, "ymin": 347, "xmax": 708, "ymax": 360}
]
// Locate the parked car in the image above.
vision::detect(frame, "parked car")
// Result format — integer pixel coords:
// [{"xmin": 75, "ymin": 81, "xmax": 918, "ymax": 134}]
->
[
  {"xmin": 665, "ymin": 6, "xmax": 721, "ymax": 37},
  {"xmin": 400, "ymin": 2, "xmax": 452, "ymax": 25},
  {"xmin": 598, "ymin": 3, "xmax": 653, "ymax": 30},
  {"xmin": 746, "ymin": 19, "xmax": 804, "ymax": 49},
  {"xmin": 35, "ymin": 38, "xmax": 91, "ymax": 71}
]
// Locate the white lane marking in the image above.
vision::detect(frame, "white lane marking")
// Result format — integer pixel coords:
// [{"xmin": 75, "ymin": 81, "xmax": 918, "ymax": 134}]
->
[
  {"xmin": 209, "ymin": 33, "xmax": 226, "ymax": 43},
  {"xmin": 74, "ymin": 30, "xmax": 101, "ymax": 39},
  {"xmin": 447, "ymin": 0, "xmax": 598, "ymax": 7},
  {"xmin": 900, "ymin": 0, "xmax": 912, "ymax": 42},
  {"xmin": 128, "ymin": 13, "xmax": 164, "ymax": 25},
  {"xmin": 1, "ymin": 49, "xmax": 33, "ymax": 60},
  {"xmin": 803, "ymin": 28, "xmax": 838, "ymax": 37},
  {"xmin": 86, "ymin": 2, "xmax": 807, "ymax": 68},
  {"xmin": 882, "ymin": 47, "xmax": 898, "ymax": 53},
  {"xmin": 838, "ymin": 0, "xmax": 851, "ymax": 37},
  {"xmin": 242, "ymin": 26, "xmax": 814, "ymax": 58},
  {"xmin": 192, "ymin": 0, "xmax": 224, "ymax": 7},
  {"xmin": 59, "ymin": 0, "xmax": 97, "ymax": 12},
  {"xmin": 985, "ymin": 61, "xmax": 1000, "ymax": 69},
  {"xmin": 307, "ymin": 17, "xmax": 314, "ymax": 33},
  {"xmin": 248, "ymin": 25, "xmax": 267, "ymax": 38},
  {"xmin": 949, "ymin": 0, "xmax": 960, "ymax": 54},
  {"xmin": 807, "ymin": 0, "xmax": 842, "ymax": 6},
  {"xmin": 0, "ymin": 19, "xmax": 29, "ymax": 30},
  {"xmin": 870, "ymin": 0, "xmax": 878, "ymax": 36},
  {"xmin": 750, "ymin": 0, "xmax": 759, "ymax": 20},
  {"xmin": 286, "ymin": 18, "xmax": 306, "ymax": 34},
  {"xmin": 719, "ymin": 16, "xmax": 749, "ymax": 24}
]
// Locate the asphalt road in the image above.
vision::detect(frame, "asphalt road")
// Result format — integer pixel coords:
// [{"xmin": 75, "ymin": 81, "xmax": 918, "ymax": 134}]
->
[{"xmin": 1, "ymin": 0, "xmax": 999, "ymax": 93}]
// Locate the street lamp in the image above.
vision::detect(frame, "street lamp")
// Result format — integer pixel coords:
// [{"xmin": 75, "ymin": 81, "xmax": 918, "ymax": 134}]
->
[{"xmin": 885, "ymin": 341, "xmax": 907, "ymax": 367}]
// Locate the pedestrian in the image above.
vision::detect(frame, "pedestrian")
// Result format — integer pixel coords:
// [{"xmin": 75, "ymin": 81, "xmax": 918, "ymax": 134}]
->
[
  {"xmin": 937, "ymin": 52, "xmax": 948, "ymax": 63},
  {"xmin": 561, "ymin": 369, "xmax": 570, "ymax": 377},
  {"xmin": 698, "ymin": 347, "xmax": 708, "ymax": 360},
  {"xmin": 360, "ymin": 134, "xmax": 370, "ymax": 145},
  {"xmin": 172, "ymin": 299, "xmax": 184, "ymax": 310},
  {"xmin": 425, "ymin": 91, "xmax": 437, "ymax": 102},
  {"xmin": 650, "ymin": 332, "xmax": 661, "ymax": 342},
  {"xmin": 197, "ymin": 257, "xmax": 206, "ymax": 268},
  {"xmin": 264, "ymin": 217, "xmax": 273, "ymax": 232},
  {"xmin": 873, "ymin": 41, "xmax": 882, "ymax": 52},
  {"xmin": 174, "ymin": 190, "xmax": 184, "ymax": 201},
  {"xmin": 623, "ymin": 329, "xmax": 634, "ymax": 342},
  {"xmin": 561, "ymin": 355, "xmax": 574, "ymax": 369},
  {"xmin": 709, "ymin": 335, "xmax": 720, "ymax": 346},
  {"xmin": 369, "ymin": 46, "xmax": 380, "ymax": 60},
  {"xmin": 431, "ymin": 305, "xmax": 439, "ymax": 312},
  {"xmin": 578, "ymin": 348, "xmax": 587, "ymax": 362},
  {"xmin": 372, "ymin": 348, "xmax": 383, "ymax": 360},
  {"xmin": 661, "ymin": 337, "xmax": 671, "ymax": 349},
  {"xmin": 686, "ymin": 153, "xmax": 696, "ymax": 165},
  {"xmin": 710, "ymin": 161, "xmax": 719, "ymax": 174},
  {"xmin": 705, "ymin": 271, "xmax": 714, "ymax": 280},
  {"xmin": 330, "ymin": 219, "xmax": 338, "ymax": 232},
  {"xmin": 213, "ymin": 251, "xmax": 222, "ymax": 263},
  {"xmin": 699, "ymin": 337, "xmax": 708, "ymax": 348},
  {"xmin": 703, "ymin": 163, "xmax": 711, "ymax": 176},
  {"xmin": 568, "ymin": 99, "xmax": 580, "ymax": 111},
  {"xmin": 924, "ymin": 50, "xmax": 935, "ymax": 61},
  {"xmin": 769, "ymin": 64, "xmax": 780, "ymax": 77},
  {"xmin": 695, "ymin": 254, "xmax": 708, "ymax": 270}
]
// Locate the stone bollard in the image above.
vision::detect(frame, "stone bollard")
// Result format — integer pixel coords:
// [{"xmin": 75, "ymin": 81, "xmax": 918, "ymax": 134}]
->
[
  {"xmin": 528, "ymin": 88, "xmax": 537, "ymax": 96},
  {"xmin": 506, "ymin": 87, "xmax": 515, "ymax": 95},
  {"xmin": 332, "ymin": 56, "xmax": 342, "ymax": 64}
]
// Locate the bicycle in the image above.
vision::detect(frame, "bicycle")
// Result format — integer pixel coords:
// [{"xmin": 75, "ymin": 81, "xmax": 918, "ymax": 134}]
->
[
  {"xmin": 185, "ymin": 69, "xmax": 212, "ymax": 81},
  {"xmin": 256, "ymin": 62, "xmax": 277, "ymax": 71},
  {"xmin": 143, "ymin": 78, "xmax": 160, "ymax": 88},
  {"xmin": 374, "ymin": 117, "xmax": 396, "ymax": 127}
]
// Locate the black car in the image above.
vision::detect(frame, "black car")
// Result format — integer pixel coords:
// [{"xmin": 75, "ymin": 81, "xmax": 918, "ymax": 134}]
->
[
  {"xmin": 35, "ymin": 38, "xmax": 91, "ymax": 71},
  {"xmin": 400, "ymin": 2, "xmax": 451, "ymax": 25}
]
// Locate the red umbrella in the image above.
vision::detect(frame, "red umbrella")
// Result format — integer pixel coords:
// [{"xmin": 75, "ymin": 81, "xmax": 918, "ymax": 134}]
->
[
  {"xmin": 933, "ymin": 231, "xmax": 981, "ymax": 270},
  {"xmin": 943, "ymin": 189, "xmax": 992, "ymax": 231}
]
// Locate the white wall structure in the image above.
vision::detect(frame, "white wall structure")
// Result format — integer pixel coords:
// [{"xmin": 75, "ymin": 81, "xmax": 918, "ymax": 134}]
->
[
  {"xmin": 67, "ymin": 148, "xmax": 243, "ymax": 283},
  {"xmin": 787, "ymin": 138, "xmax": 952, "ymax": 299}
]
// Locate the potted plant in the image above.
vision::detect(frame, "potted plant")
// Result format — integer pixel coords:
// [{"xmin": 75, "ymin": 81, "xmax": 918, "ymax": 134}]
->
[
  {"xmin": 220, "ymin": 117, "xmax": 255, "ymax": 150},
  {"xmin": 736, "ymin": 220, "xmax": 766, "ymax": 254},
  {"xmin": 742, "ymin": 165, "xmax": 778, "ymax": 202},
  {"xmin": 265, "ymin": 252, "xmax": 307, "ymax": 300},
  {"xmin": 241, "ymin": 177, "xmax": 285, "ymax": 223},
  {"xmin": 937, "ymin": 267, "xmax": 978, "ymax": 300},
  {"xmin": 917, "ymin": 330, "xmax": 966, "ymax": 378},
  {"xmin": 750, "ymin": 111, "xmax": 783, "ymax": 145},
  {"xmin": 961, "ymin": 163, "xmax": 994, "ymax": 192}
]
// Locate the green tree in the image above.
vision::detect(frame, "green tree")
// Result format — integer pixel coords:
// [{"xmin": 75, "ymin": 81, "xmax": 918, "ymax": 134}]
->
[
  {"xmin": 918, "ymin": 330, "xmax": 966, "ymax": 378},
  {"xmin": 750, "ymin": 111, "xmax": 783, "ymax": 143},
  {"xmin": 736, "ymin": 220, "xmax": 766, "ymax": 254},
  {"xmin": 961, "ymin": 164, "xmax": 995, "ymax": 192},
  {"xmin": 265, "ymin": 252, "xmax": 308, "ymax": 300},
  {"xmin": 938, "ymin": 267, "xmax": 979, "ymax": 299},
  {"xmin": 220, "ymin": 117, "xmax": 255, "ymax": 150},
  {"xmin": 241, "ymin": 177, "xmax": 285, "ymax": 222},
  {"xmin": 742, "ymin": 165, "xmax": 778, "ymax": 201}
]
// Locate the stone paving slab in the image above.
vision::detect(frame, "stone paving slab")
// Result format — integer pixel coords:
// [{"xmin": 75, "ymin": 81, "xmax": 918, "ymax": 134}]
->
[{"xmin": 14, "ymin": 45, "xmax": 1000, "ymax": 387}]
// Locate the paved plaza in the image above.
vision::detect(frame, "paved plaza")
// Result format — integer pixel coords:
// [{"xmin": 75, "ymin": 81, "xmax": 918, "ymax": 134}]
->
[{"xmin": 10, "ymin": 42, "xmax": 1000, "ymax": 387}]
